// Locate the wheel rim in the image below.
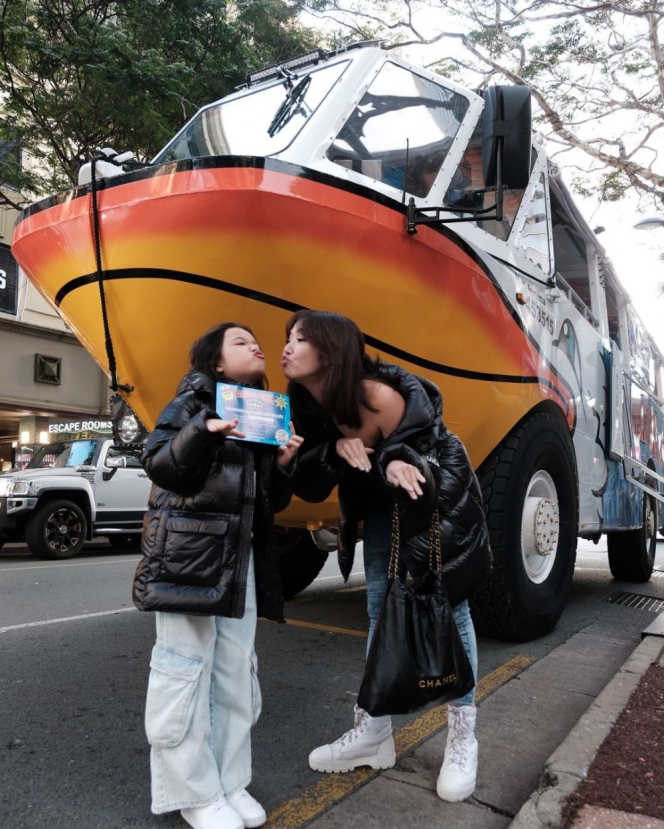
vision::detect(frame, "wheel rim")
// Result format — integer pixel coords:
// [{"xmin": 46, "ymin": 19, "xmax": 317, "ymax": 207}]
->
[
  {"xmin": 645, "ymin": 494, "xmax": 657, "ymax": 551},
  {"xmin": 521, "ymin": 470, "xmax": 560, "ymax": 584},
  {"xmin": 45, "ymin": 508, "xmax": 84, "ymax": 554}
]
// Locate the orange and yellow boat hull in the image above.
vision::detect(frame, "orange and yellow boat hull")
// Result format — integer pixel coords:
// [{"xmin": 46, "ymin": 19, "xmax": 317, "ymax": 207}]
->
[{"xmin": 13, "ymin": 158, "xmax": 573, "ymax": 526}]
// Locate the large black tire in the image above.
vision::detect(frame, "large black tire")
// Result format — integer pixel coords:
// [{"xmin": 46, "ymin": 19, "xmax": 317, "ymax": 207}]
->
[
  {"xmin": 25, "ymin": 499, "xmax": 88, "ymax": 560},
  {"xmin": 607, "ymin": 487, "xmax": 658, "ymax": 582},
  {"xmin": 470, "ymin": 411, "xmax": 578, "ymax": 642},
  {"xmin": 277, "ymin": 528, "xmax": 329, "ymax": 599}
]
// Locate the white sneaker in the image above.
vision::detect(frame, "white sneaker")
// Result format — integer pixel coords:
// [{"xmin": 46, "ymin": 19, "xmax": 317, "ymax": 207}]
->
[
  {"xmin": 309, "ymin": 705, "xmax": 396, "ymax": 773},
  {"xmin": 181, "ymin": 796, "xmax": 244, "ymax": 829},
  {"xmin": 227, "ymin": 789, "xmax": 266, "ymax": 828},
  {"xmin": 437, "ymin": 704, "xmax": 478, "ymax": 802}
]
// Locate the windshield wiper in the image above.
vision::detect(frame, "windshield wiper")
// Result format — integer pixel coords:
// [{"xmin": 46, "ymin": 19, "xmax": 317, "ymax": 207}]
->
[{"xmin": 267, "ymin": 74, "xmax": 312, "ymax": 137}]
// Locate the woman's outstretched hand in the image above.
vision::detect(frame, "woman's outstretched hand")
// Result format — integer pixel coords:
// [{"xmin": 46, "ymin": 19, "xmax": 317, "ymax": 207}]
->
[
  {"xmin": 385, "ymin": 459, "xmax": 426, "ymax": 500},
  {"xmin": 206, "ymin": 418, "xmax": 246, "ymax": 438},
  {"xmin": 335, "ymin": 437, "xmax": 375, "ymax": 472},
  {"xmin": 277, "ymin": 423, "xmax": 304, "ymax": 468}
]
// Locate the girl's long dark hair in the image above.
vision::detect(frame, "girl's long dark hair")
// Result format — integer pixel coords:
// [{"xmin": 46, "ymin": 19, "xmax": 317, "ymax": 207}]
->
[
  {"xmin": 189, "ymin": 322, "xmax": 266, "ymax": 388},
  {"xmin": 285, "ymin": 310, "xmax": 378, "ymax": 428}
]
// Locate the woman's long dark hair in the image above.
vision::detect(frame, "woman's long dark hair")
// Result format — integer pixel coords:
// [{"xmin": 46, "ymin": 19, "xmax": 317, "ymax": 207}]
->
[
  {"xmin": 189, "ymin": 322, "xmax": 266, "ymax": 388},
  {"xmin": 285, "ymin": 310, "xmax": 378, "ymax": 428}
]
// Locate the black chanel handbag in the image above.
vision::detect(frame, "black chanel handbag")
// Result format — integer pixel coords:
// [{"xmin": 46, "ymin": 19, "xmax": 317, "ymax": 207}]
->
[{"xmin": 357, "ymin": 504, "xmax": 475, "ymax": 717}]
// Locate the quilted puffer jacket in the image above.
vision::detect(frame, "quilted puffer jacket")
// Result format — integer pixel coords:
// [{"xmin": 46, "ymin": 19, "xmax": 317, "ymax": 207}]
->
[
  {"xmin": 133, "ymin": 371, "xmax": 292, "ymax": 621},
  {"xmin": 291, "ymin": 362, "xmax": 491, "ymax": 607}
]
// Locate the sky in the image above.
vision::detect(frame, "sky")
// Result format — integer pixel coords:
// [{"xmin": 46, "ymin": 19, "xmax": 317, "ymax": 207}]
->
[
  {"xmin": 398, "ymin": 39, "xmax": 664, "ymax": 354},
  {"xmin": 301, "ymin": 5, "xmax": 664, "ymax": 353}
]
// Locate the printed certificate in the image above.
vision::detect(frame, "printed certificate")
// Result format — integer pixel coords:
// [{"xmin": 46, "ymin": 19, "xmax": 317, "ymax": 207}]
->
[{"xmin": 215, "ymin": 383, "xmax": 291, "ymax": 446}]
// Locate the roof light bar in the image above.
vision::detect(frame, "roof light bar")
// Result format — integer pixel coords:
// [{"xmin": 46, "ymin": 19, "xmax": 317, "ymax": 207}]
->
[{"xmin": 246, "ymin": 49, "xmax": 327, "ymax": 87}]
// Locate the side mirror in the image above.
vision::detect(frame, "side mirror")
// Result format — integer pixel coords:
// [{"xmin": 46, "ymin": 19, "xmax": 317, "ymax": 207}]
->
[{"xmin": 482, "ymin": 86, "xmax": 532, "ymax": 189}]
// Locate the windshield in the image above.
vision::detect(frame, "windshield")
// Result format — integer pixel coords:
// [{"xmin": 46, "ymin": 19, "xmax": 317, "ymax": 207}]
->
[
  {"xmin": 28, "ymin": 440, "xmax": 99, "ymax": 469},
  {"xmin": 327, "ymin": 62, "xmax": 470, "ymax": 197},
  {"xmin": 153, "ymin": 60, "xmax": 349, "ymax": 163}
]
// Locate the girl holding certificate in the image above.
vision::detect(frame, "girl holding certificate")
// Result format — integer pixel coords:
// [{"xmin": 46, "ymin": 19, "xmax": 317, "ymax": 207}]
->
[
  {"xmin": 134, "ymin": 322, "xmax": 302, "ymax": 829},
  {"xmin": 281, "ymin": 310, "xmax": 490, "ymax": 803}
]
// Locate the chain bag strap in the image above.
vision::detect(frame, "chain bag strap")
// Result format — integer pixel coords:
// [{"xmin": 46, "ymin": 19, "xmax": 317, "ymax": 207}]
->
[
  {"xmin": 388, "ymin": 502, "xmax": 442, "ymax": 579},
  {"xmin": 358, "ymin": 500, "xmax": 475, "ymax": 716}
]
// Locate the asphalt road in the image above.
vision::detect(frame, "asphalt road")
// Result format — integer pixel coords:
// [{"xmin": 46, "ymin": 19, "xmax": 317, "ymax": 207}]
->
[{"xmin": 1, "ymin": 537, "xmax": 663, "ymax": 829}]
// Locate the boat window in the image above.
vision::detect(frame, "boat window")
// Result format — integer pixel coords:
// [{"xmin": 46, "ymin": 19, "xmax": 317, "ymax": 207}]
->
[
  {"xmin": 627, "ymin": 310, "xmax": 656, "ymax": 393},
  {"xmin": 444, "ymin": 120, "xmax": 527, "ymax": 240},
  {"xmin": 327, "ymin": 62, "xmax": 470, "ymax": 197},
  {"xmin": 549, "ymin": 187, "xmax": 592, "ymax": 313},
  {"xmin": 604, "ymin": 277, "xmax": 622, "ymax": 349},
  {"xmin": 514, "ymin": 173, "xmax": 552, "ymax": 274},
  {"xmin": 153, "ymin": 61, "xmax": 349, "ymax": 163}
]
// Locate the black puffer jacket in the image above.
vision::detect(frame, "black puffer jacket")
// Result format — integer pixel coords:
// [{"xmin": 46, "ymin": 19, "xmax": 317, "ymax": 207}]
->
[
  {"xmin": 292, "ymin": 362, "xmax": 491, "ymax": 607},
  {"xmin": 133, "ymin": 372, "xmax": 292, "ymax": 621}
]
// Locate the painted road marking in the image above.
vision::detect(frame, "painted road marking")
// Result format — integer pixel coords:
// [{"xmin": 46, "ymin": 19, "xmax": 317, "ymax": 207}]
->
[
  {"xmin": 0, "ymin": 607, "xmax": 137, "ymax": 633},
  {"xmin": 0, "ymin": 605, "xmax": 367, "ymax": 637},
  {"xmin": 265, "ymin": 655, "xmax": 535, "ymax": 829},
  {"xmin": 285, "ymin": 619, "xmax": 366, "ymax": 638},
  {"xmin": 0, "ymin": 558, "xmax": 142, "ymax": 572}
]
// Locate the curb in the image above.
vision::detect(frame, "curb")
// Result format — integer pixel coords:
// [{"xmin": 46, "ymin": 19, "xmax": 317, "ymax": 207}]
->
[{"xmin": 509, "ymin": 633, "xmax": 664, "ymax": 829}]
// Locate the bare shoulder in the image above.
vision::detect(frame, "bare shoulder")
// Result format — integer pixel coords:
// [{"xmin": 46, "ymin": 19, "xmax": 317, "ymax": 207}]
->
[
  {"xmin": 363, "ymin": 380, "xmax": 402, "ymax": 408},
  {"xmin": 363, "ymin": 380, "xmax": 405, "ymax": 437}
]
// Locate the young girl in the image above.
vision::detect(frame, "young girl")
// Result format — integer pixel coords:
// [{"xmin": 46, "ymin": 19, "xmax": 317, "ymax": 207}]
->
[
  {"xmin": 133, "ymin": 322, "xmax": 302, "ymax": 829},
  {"xmin": 281, "ymin": 310, "xmax": 490, "ymax": 803}
]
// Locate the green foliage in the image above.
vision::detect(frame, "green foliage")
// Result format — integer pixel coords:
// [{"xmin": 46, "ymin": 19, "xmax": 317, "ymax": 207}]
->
[{"xmin": 0, "ymin": 0, "xmax": 320, "ymax": 205}]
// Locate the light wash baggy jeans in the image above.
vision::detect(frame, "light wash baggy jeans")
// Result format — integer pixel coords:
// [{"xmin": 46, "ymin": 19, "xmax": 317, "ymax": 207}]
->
[
  {"xmin": 145, "ymin": 553, "xmax": 261, "ymax": 814},
  {"xmin": 363, "ymin": 513, "xmax": 478, "ymax": 707}
]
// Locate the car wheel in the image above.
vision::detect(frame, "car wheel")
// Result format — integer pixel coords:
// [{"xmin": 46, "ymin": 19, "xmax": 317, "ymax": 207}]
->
[
  {"xmin": 470, "ymin": 411, "xmax": 578, "ymax": 642},
  {"xmin": 277, "ymin": 528, "xmax": 329, "ymax": 599},
  {"xmin": 25, "ymin": 499, "xmax": 88, "ymax": 560},
  {"xmin": 607, "ymin": 487, "xmax": 658, "ymax": 582}
]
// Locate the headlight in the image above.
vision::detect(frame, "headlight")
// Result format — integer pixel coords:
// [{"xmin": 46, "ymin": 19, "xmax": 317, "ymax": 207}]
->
[
  {"xmin": 118, "ymin": 415, "xmax": 140, "ymax": 444},
  {"xmin": 0, "ymin": 479, "xmax": 31, "ymax": 497}
]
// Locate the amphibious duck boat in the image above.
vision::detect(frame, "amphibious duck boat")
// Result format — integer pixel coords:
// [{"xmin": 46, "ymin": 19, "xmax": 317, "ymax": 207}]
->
[{"xmin": 12, "ymin": 43, "xmax": 664, "ymax": 639}]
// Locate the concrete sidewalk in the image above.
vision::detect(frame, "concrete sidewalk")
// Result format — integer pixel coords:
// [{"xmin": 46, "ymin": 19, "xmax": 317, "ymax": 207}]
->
[{"xmin": 265, "ymin": 623, "xmax": 651, "ymax": 829}]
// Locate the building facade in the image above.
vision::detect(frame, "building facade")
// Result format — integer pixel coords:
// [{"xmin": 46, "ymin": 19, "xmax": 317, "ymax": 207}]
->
[{"xmin": 0, "ymin": 196, "xmax": 110, "ymax": 471}]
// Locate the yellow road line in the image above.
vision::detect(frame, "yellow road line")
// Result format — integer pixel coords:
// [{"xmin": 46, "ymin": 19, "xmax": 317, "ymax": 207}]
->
[
  {"xmin": 284, "ymin": 619, "xmax": 367, "ymax": 638},
  {"xmin": 265, "ymin": 654, "xmax": 534, "ymax": 829}
]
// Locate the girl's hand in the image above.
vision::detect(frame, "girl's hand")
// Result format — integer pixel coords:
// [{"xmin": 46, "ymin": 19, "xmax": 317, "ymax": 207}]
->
[
  {"xmin": 386, "ymin": 459, "xmax": 426, "ymax": 500},
  {"xmin": 335, "ymin": 437, "xmax": 375, "ymax": 471},
  {"xmin": 277, "ymin": 423, "xmax": 304, "ymax": 468},
  {"xmin": 207, "ymin": 418, "xmax": 246, "ymax": 438}
]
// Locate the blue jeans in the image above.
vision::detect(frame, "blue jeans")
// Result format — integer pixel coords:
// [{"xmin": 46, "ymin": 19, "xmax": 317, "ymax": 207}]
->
[
  {"xmin": 145, "ymin": 553, "xmax": 261, "ymax": 814},
  {"xmin": 363, "ymin": 513, "xmax": 477, "ymax": 707}
]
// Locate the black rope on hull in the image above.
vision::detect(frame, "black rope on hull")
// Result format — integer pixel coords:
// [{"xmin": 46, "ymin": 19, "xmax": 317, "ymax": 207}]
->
[{"xmin": 89, "ymin": 159, "xmax": 134, "ymax": 395}]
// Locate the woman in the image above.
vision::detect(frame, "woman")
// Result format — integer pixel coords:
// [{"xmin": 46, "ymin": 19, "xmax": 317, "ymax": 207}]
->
[
  {"xmin": 281, "ymin": 310, "xmax": 490, "ymax": 803},
  {"xmin": 133, "ymin": 322, "xmax": 303, "ymax": 829}
]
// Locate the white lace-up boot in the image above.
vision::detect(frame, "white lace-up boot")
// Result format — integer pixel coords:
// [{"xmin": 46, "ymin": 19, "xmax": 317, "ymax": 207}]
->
[
  {"xmin": 227, "ymin": 788, "xmax": 266, "ymax": 828},
  {"xmin": 180, "ymin": 796, "xmax": 244, "ymax": 829},
  {"xmin": 309, "ymin": 705, "xmax": 396, "ymax": 773},
  {"xmin": 437, "ymin": 704, "xmax": 478, "ymax": 802}
]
